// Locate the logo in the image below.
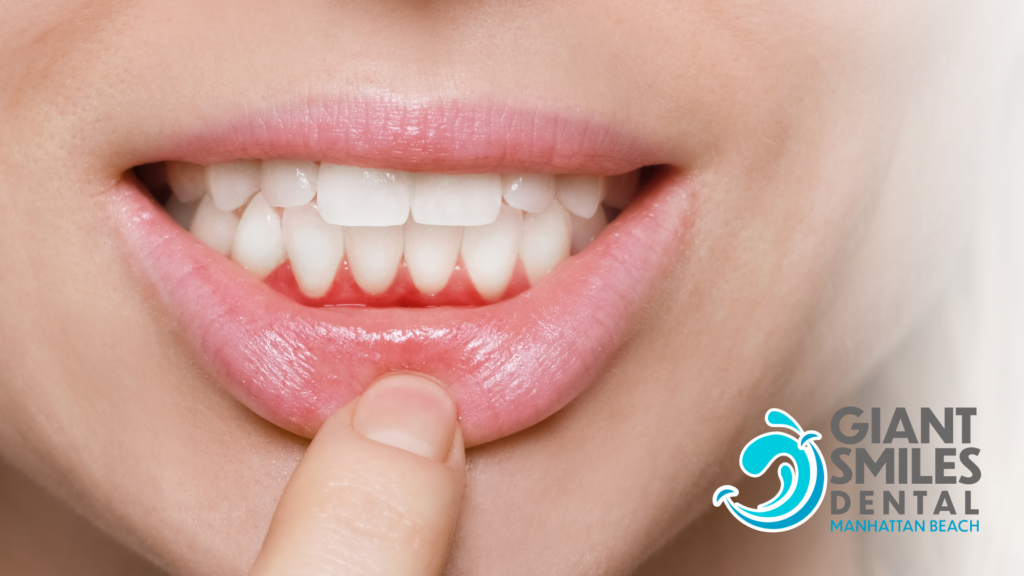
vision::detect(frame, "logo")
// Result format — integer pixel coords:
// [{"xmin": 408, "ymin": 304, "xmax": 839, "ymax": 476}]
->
[{"xmin": 713, "ymin": 408, "xmax": 827, "ymax": 532}]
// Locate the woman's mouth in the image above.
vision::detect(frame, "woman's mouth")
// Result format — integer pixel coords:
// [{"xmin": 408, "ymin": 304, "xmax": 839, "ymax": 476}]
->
[
  {"xmin": 107, "ymin": 97, "xmax": 694, "ymax": 446},
  {"xmin": 157, "ymin": 160, "xmax": 642, "ymax": 306}
]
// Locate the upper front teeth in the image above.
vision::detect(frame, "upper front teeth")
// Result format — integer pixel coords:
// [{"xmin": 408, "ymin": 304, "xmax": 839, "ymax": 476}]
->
[
  {"xmin": 208, "ymin": 160, "xmax": 261, "ymax": 211},
  {"xmin": 317, "ymin": 164, "xmax": 412, "ymax": 227},
  {"xmin": 554, "ymin": 175, "xmax": 607, "ymax": 219},
  {"xmin": 168, "ymin": 160, "xmax": 638, "ymax": 300},
  {"xmin": 260, "ymin": 160, "xmax": 319, "ymax": 208},
  {"xmin": 501, "ymin": 173, "xmax": 556, "ymax": 213},
  {"xmin": 411, "ymin": 173, "xmax": 503, "ymax": 226}
]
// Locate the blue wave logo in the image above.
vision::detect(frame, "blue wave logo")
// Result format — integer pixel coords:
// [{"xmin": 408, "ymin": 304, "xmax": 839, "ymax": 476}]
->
[{"xmin": 713, "ymin": 409, "xmax": 827, "ymax": 532}]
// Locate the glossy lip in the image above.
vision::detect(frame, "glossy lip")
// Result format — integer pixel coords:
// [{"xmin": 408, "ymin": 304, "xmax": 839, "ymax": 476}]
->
[
  {"xmin": 107, "ymin": 97, "xmax": 694, "ymax": 446},
  {"xmin": 147, "ymin": 92, "xmax": 660, "ymax": 175}
]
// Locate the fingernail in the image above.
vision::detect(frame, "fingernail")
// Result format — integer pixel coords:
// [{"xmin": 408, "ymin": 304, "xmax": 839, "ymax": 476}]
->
[{"xmin": 352, "ymin": 373, "xmax": 457, "ymax": 462}]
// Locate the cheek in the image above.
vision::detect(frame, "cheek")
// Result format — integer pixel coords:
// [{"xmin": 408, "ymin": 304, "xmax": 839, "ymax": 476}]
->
[{"xmin": 0, "ymin": 168, "xmax": 309, "ymax": 574}]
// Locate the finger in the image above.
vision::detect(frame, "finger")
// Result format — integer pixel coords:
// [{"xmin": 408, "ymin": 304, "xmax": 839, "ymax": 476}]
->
[{"xmin": 250, "ymin": 373, "xmax": 465, "ymax": 576}]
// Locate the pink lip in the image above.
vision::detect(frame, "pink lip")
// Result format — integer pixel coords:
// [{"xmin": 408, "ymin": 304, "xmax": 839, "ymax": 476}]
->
[
  {"xmin": 107, "ymin": 98, "xmax": 693, "ymax": 446},
  {"xmin": 158, "ymin": 93, "xmax": 661, "ymax": 174}
]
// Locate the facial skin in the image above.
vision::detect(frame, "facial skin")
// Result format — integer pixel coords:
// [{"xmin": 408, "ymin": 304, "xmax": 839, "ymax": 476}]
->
[{"xmin": 0, "ymin": 0, "xmax": 1000, "ymax": 574}]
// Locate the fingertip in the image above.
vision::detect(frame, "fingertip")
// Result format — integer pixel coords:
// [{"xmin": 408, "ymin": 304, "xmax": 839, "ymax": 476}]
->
[{"xmin": 352, "ymin": 373, "xmax": 459, "ymax": 462}]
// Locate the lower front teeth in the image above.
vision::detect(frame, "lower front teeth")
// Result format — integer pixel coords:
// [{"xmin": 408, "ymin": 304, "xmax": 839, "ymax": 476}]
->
[
  {"xmin": 519, "ymin": 201, "xmax": 572, "ymax": 285},
  {"xmin": 232, "ymin": 193, "xmax": 287, "ymax": 278},
  {"xmin": 404, "ymin": 222, "xmax": 463, "ymax": 294},
  {"xmin": 344, "ymin": 225, "xmax": 405, "ymax": 295},
  {"xmin": 282, "ymin": 202, "xmax": 346, "ymax": 298},
  {"xmin": 570, "ymin": 208, "xmax": 609, "ymax": 256},
  {"xmin": 190, "ymin": 195, "xmax": 239, "ymax": 256},
  {"xmin": 461, "ymin": 204, "xmax": 525, "ymax": 301},
  {"xmin": 166, "ymin": 160, "xmax": 637, "ymax": 302}
]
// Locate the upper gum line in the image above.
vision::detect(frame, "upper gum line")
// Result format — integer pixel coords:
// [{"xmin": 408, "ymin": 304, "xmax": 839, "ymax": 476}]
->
[{"xmin": 159, "ymin": 159, "xmax": 641, "ymax": 304}]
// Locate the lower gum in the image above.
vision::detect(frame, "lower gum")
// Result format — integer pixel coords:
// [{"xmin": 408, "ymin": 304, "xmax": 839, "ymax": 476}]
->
[{"xmin": 264, "ymin": 257, "xmax": 531, "ymax": 308}]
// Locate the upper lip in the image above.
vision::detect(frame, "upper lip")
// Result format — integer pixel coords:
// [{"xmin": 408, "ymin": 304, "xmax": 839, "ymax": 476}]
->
[
  {"xmin": 138, "ymin": 92, "xmax": 665, "ymax": 175},
  {"xmin": 107, "ymin": 94, "xmax": 693, "ymax": 446}
]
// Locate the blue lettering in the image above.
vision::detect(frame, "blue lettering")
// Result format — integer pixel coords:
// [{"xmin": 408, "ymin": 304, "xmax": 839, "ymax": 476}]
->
[{"xmin": 970, "ymin": 520, "xmax": 980, "ymax": 532}]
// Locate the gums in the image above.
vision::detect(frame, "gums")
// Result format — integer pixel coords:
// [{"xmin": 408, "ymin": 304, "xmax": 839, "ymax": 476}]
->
[{"xmin": 265, "ymin": 257, "xmax": 531, "ymax": 308}]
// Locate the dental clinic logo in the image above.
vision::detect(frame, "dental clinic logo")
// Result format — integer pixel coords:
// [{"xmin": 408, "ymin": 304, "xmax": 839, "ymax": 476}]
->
[{"xmin": 713, "ymin": 409, "xmax": 828, "ymax": 532}]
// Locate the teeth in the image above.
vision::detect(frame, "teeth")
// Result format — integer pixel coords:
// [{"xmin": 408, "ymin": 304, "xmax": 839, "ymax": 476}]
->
[
  {"xmin": 166, "ymin": 196, "xmax": 199, "ymax": 230},
  {"xmin": 166, "ymin": 162, "xmax": 207, "ymax": 203},
  {"xmin": 570, "ymin": 208, "xmax": 608, "ymax": 255},
  {"xmin": 461, "ymin": 204, "xmax": 524, "ymax": 301},
  {"xmin": 207, "ymin": 160, "xmax": 261, "ymax": 211},
  {"xmin": 519, "ymin": 201, "xmax": 572, "ymax": 284},
  {"xmin": 404, "ymin": 221, "xmax": 463, "ymax": 294},
  {"xmin": 282, "ymin": 203, "xmax": 345, "ymax": 298},
  {"xmin": 501, "ymin": 174, "xmax": 556, "ymax": 213},
  {"xmin": 555, "ymin": 175, "xmax": 607, "ymax": 218},
  {"xmin": 345, "ymin": 225, "xmax": 404, "ymax": 295},
  {"xmin": 190, "ymin": 195, "xmax": 240, "ymax": 256},
  {"xmin": 231, "ymin": 193, "xmax": 286, "ymax": 278},
  {"xmin": 317, "ymin": 164, "xmax": 411, "ymax": 227},
  {"xmin": 170, "ymin": 159, "xmax": 640, "ymax": 301},
  {"xmin": 411, "ymin": 173, "xmax": 502, "ymax": 226},
  {"xmin": 603, "ymin": 171, "xmax": 640, "ymax": 209},
  {"xmin": 260, "ymin": 160, "xmax": 318, "ymax": 208}
]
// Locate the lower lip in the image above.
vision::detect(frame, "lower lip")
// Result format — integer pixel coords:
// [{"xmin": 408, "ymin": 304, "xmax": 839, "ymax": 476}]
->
[{"xmin": 107, "ymin": 168, "xmax": 693, "ymax": 446}]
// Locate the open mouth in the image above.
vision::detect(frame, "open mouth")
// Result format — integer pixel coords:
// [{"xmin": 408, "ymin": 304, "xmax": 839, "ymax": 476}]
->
[
  {"xmin": 108, "ymin": 97, "xmax": 693, "ymax": 446},
  {"xmin": 140, "ymin": 161, "xmax": 645, "ymax": 307}
]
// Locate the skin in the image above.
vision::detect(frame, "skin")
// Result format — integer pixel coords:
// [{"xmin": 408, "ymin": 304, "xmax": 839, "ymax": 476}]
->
[{"xmin": 0, "ymin": 0, "xmax": 1007, "ymax": 574}]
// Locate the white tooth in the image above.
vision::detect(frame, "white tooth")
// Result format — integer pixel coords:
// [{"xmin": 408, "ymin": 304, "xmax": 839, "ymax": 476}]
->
[
  {"xmin": 461, "ymin": 204, "xmax": 523, "ymax": 301},
  {"xmin": 189, "ymin": 195, "xmax": 239, "ymax": 256},
  {"xmin": 166, "ymin": 162, "xmax": 207, "ymax": 203},
  {"xmin": 231, "ymin": 193, "xmax": 286, "ymax": 278},
  {"xmin": 282, "ymin": 203, "xmax": 345, "ymax": 298},
  {"xmin": 207, "ymin": 160, "xmax": 261, "ymax": 211},
  {"xmin": 519, "ymin": 201, "xmax": 572, "ymax": 285},
  {"xmin": 570, "ymin": 207, "xmax": 608, "ymax": 255},
  {"xmin": 555, "ymin": 175, "xmax": 607, "ymax": 218},
  {"xmin": 166, "ymin": 196, "xmax": 199, "ymax": 230},
  {"xmin": 344, "ymin": 225, "xmax": 404, "ymax": 295},
  {"xmin": 411, "ymin": 173, "xmax": 502, "ymax": 226},
  {"xmin": 603, "ymin": 171, "xmax": 640, "ymax": 209},
  {"xmin": 260, "ymin": 160, "xmax": 318, "ymax": 208},
  {"xmin": 404, "ymin": 222, "xmax": 463, "ymax": 294},
  {"xmin": 317, "ymin": 164, "xmax": 411, "ymax": 226},
  {"xmin": 501, "ymin": 173, "xmax": 555, "ymax": 213}
]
